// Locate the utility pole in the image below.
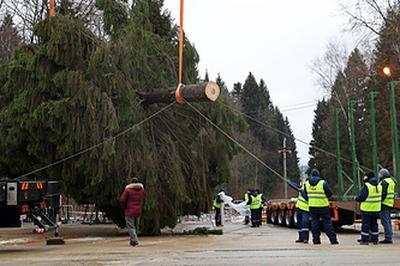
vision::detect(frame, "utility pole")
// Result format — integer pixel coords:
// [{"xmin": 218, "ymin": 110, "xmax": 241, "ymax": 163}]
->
[{"xmin": 279, "ymin": 138, "xmax": 290, "ymax": 199}]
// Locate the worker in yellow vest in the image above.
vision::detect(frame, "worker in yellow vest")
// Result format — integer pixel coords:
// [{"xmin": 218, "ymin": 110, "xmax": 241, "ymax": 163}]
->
[
  {"xmin": 356, "ymin": 172, "xmax": 382, "ymax": 245},
  {"xmin": 257, "ymin": 190, "xmax": 266, "ymax": 226},
  {"xmin": 378, "ymin": 168, "xmax": 396, "ymax": 244},
  {"xmin": 304, "ymin": 169, "xmax": 338, "ymax": 245},
  {"xmin": 244, "ymin": 189, "xmax": 251, "ymax": 225},
  {"xmin": 295, "ymin": 178, "xmax": 309, "ymax": 244},
  {"xmin": 246, "ymin": 189, "xmax": 263, "ymax": 227},
  {"xmin": 213, "ymin": 188, "xmax": 224, "ymax": 226}
]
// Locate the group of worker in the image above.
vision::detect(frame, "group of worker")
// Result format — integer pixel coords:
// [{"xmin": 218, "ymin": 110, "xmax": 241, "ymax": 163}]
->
[
  {"xmin": 213, "ymin": 188, "xmax": 267, "ymax": 227},
  {"xmin": 295, "ymin": 168, "xmax": 396, "ymax": 245}
]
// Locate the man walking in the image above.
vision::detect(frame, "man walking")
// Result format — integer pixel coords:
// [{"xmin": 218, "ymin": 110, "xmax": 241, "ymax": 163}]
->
[
  {"xmin": 356, "ymin": 172, "xmax": 382, "ymax": 245},
  {"xmin": 304, "ymin": 169, "xmax": 338, "ymax": 245},
  {"xmin": 378, "ymin": 168, "xmax": 396, "ymax": 244},
  {"xmin": 119, "ymin": 177, "xmax": 145, "ymax": 247}
]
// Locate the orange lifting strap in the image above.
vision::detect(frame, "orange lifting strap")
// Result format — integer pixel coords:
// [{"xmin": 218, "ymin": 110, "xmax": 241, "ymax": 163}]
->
[
  {"xmin": 50, "ymin": 0, "xmax": 55, "ymax": 17},
  {"xmin": 175, "ymin": 83, "xmax": 185, "ymax": 104},
  {"xmin": 176, "ymin": 0, "xmax": 185, "ymax": 104}
]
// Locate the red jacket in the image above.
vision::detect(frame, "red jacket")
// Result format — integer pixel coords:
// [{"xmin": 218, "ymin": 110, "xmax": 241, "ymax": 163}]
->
[{"xmin": 119, "ymin": 183, "xmax": 145, "ymax": 217}]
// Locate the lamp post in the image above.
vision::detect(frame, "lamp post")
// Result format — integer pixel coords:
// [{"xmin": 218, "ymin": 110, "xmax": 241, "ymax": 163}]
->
[{"xmin": 383, "ymin": 66, "xmax": 400, "ymax": 196}]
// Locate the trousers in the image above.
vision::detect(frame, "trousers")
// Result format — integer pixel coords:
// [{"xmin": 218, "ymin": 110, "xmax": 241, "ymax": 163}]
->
[
  {"xmin": 309, "ymin": 207, "xmax": 337, "ymax": 243},
  {"xmin": 296, "ymin": 208, "xmax": 309, "ymax": 241},
  {"xmin": 361, "ymin": 213, "xmax": 379, "ymax": 243},
  {"xmin": 380, "ymin": 209, "xmax": 392, "ymax": 241},
  {"xmin": 215, "ymin": 208, "xmax": 221, "ymax": 226},
  {"xmin": 125, "ymin": 216, "xmax": 140, "ymax": 245},
  {"xmin": 251, "ymin": 209, "xmax": 260, "ymax": 226}
]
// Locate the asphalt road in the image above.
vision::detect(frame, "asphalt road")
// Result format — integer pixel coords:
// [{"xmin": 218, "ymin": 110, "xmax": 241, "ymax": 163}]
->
[{"xmin": 0, "ymin": 223, "xmax": 399, "ymax": 265}]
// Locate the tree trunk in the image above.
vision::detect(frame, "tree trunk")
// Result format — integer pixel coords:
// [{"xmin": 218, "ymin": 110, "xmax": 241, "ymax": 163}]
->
[{"xmin": 138, "ymin": 81, "xmax": 220, "ymax": 105}]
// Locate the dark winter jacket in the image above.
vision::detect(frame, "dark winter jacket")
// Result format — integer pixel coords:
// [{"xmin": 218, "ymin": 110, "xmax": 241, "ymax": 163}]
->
[
  {"xmin": 119, "ymin": 183, "xmax": 145, "ymax": 217},
  {"xmin": 215, "ymin": 194, "xmax": 224, "ymax": 204},
  {"xmin": 356, "ymin": 177, "xmax": 380, "ymax": 214}
]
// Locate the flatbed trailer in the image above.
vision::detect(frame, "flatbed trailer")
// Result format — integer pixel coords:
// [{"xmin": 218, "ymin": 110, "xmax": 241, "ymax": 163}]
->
[{"xmin": 265, "ymin": 198, "xmax": 400, "ymax": 228}]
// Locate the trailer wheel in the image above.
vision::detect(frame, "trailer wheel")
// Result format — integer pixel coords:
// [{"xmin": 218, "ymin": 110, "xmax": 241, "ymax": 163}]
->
[
  {"xmin": 270, "ymin": 210, "xmax": 278, "ymax": 225},
  {"xmin": 285, "ymin": 210, "xmax": 294, "ymax": 228},
  {"xmin": 293, "ymin": 209, "xmax": 298, "ymax": 226},
  {"xmin": 278, "ymin": 209, "xmax": 286, "ymax": 226},
  {"xmin": 266, "ymin": 209, "xmax": 272, "ymax": 224}
]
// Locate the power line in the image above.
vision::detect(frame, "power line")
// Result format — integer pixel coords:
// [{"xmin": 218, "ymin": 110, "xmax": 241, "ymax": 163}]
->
[
  {"xmin": 280, "ymin": 103, "xmax": 317, "ymax": 112},
  {"xmin": 244, "ymin": 101, "xmax": 318, "ymax": 116},
  {"xmin": 16, "ymin": 102, "xmax": 176, "ymax": 179},
  {"xmin": 279, "ymin": 100, "xmax": 319, "ymax": 109},
  {"xmin": 218, "ymin": 100, "xmax": 374, "ymax": 172}
]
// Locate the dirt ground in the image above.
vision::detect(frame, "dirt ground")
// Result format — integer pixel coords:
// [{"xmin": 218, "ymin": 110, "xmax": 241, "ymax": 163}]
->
[{"xmin": 1, "ymin": 222, "xmax": 400, "ymax": 265}]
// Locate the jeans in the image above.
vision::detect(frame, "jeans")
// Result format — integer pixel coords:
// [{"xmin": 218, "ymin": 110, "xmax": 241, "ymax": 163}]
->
[
  {"xmin": 215, "ymin": 208, "xmax": 221, "ymax": 226},
  {"xmin": 380, "ymin": 209, "xmax": 393, "ymax": 241},
  {"xmin": 361, "ymin": 213, "xmax": 379, "ymax": 243},
  {"xmin": 125, "ymin": 216, "xmax": 139, "ymax": 245},
  {"xmin": 296, "ymin": 208, "xmax": 309, "ymax": 241},
  {"xmin": 310, "ymin": 207, "xmax": 337, "ymax": 243}
]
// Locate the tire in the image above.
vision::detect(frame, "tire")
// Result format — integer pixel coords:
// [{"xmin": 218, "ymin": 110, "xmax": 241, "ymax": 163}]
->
[
  {"xmin": 278, "ymin": 209, "xmax": 286, "ymax": 226},
  {"xmin": 293, "ymin": 209, "xmax": 298, "ymax": 226},
  {"xmin": 271, "ymin": 210, "xmax": 278, "ymax": 225},
  {"xmin": 266, "ymin": 210, "xmax": 272, "ymax": 224},
  {"xmin": 285, "ymin": 210, "xmax": 294, "ymax": 228}
]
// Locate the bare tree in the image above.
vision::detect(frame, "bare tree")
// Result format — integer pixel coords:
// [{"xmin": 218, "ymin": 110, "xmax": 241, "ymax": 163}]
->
[
  {"xmin": 340, "ymin": 0, "xmax": 399, "ymax": 36},
  {"xmin": 0, "ymin": 0, "xmax": 105, "ymax": 42},
  {"xmin": 311, "ymin": 41, "xmax": 348, "ymax": 94},
  {"xmin": 0, "ymin": 14, "xmax": 21, "ymax": 64}
]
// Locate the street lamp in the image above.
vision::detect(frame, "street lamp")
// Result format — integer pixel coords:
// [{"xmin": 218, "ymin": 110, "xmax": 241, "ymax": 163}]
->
[
  {"xmin": 383, "ymin": 66, "xmax": 392, "ymax": 77},
  {"xmin": 382, "ymin": 65, "xmax": 400, "ymax": 197}
]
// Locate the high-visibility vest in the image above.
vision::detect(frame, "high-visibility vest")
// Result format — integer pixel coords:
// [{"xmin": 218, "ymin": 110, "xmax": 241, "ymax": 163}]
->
[
  {"xmin": 360, "ymin": 183, "xmax": 382, "ymax": 212},
  {"xmin": 244, "ymin": 193, "xmax": 249, "ymax": 202},
  {"xmin": 380, "ymin": 177, "xmax": 396, "ymax": 207},
  {"xmin": 213, "ymin": 198, "xmax": 221, "ymax": 209},
  {"xmin": 296, "ymin": 185, "xmax": 309, "ymax": 212},
  {"xmin": 250, "ymin": 194, "xmax": 262, "ymax": 209},
  {"xmin": 305, "ymin": 180, "xmax": 329, "ymax": 208}
]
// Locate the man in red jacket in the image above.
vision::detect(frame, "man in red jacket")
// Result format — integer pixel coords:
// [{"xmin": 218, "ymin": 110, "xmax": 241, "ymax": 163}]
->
[{"xmin": 119, "ymin": 177, "xmax": 145, "ymax": 247}]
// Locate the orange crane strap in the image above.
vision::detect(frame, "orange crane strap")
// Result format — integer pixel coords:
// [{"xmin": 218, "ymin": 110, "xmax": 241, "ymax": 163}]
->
[
  {"xmin": 175, "ymin": 83, "xmax": 185, "ymax": 104},
  {"xmin": 179, "ymin": 0, "xmax": 184, "ymax": 84}
]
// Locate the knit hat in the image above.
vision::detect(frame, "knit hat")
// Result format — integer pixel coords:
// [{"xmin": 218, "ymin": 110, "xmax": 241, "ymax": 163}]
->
[
  {"xmin": 310, "ymin": 168, "xmax": 320, "ymax": 177},
  {"xmin": 378, "ymin": 168, "xmax": 391, "ymax": 178}
]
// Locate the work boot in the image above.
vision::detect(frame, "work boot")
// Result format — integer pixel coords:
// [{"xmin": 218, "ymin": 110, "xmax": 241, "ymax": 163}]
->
[
  {"xmin": 313, "ymin": 241, "xmax": 321, "ymax": 245},
  {"xmin": 295, "ymin": 239, "xmax": 303, "ymax": 243},
  {"xmin": 359, "ymin": 241, "xmax": 368, "ymax": 245},
  {"xmin": 379, "ymin": 239, "xmax": 393, "ymax": 244},
  {"xmin": 331, "ymin": 240, "xmax": 339, "ymax": 245},
  {"xmin": 303, "ymin": 240, "xmax": 309, "ymax": 244}
]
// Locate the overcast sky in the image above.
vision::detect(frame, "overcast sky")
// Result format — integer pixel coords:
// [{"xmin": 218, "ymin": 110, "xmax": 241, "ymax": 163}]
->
[{"xmin": 163, "ymin": 0, "xmax": 357, "ymax": 166}]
